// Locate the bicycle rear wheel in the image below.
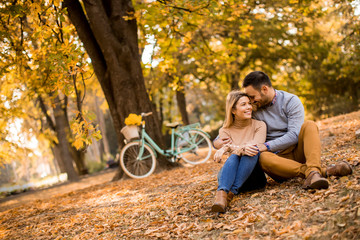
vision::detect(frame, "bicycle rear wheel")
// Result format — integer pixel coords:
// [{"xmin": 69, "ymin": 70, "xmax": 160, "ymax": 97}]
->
[
  {"xmin": 120, "ymin": 142, "xmax": 156, "ymax": 179},
  {"xmin": 176, "ymin": 130, "xmax": 212, "ymax": 164}
]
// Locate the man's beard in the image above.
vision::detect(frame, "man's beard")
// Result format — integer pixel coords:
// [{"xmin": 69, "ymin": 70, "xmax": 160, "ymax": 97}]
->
[{"xmin": 257, "ymin": 93, "xmax": 271, "ymax": 109}]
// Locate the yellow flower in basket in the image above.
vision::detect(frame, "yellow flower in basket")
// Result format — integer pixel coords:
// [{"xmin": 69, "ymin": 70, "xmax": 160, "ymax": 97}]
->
[{"xmin": 125, "ymin": 113, "xmax": 142, "ymax": 126}]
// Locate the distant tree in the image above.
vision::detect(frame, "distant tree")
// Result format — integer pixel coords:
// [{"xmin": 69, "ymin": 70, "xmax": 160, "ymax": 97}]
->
[{"xmin": 0, "ymin": 1, "xmax": 96, "ymax": 181}]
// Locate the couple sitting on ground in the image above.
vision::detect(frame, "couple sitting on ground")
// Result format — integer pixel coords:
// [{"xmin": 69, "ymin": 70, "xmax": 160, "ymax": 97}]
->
[{"xmin": 211, "ymin": 71, "xmax": 353, "ymax": 213}]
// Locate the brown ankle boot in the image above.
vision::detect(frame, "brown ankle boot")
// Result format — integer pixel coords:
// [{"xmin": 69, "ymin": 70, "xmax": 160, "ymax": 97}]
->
[
  {"xmin": 302, "ymin": 171, "xmax": 329, "ymax": 189},
  {"xmin": 326, "ymin": 161, "xmax": 352, "ymax": 177},
  {"xmin": 211, "ymin": 190, "xmax": 227, "ymax": 213},
  {"xmin": 227, "ymin": 191, "xmax": 235, "ymax": 204}
]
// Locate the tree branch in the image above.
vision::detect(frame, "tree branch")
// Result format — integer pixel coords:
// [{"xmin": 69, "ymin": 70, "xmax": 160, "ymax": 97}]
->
[
  {"xmin": 63, "ymin": 0, "xmax": 106, "ymax": 81},
  {"xmin": 157, "ymin": 0, "xmax": 210, "ymax": 14},
  {"xmin": 63, "ymin": 0, "xmax": 121, "ymax": 137},
  {"xmin": 37, "ymin": 95, "xmax": 56, "ymax": 131}
]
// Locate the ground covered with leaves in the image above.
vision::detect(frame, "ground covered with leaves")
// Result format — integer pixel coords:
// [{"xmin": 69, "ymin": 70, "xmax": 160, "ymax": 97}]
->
[{"xmin": 1, "ymin": 111, "xmax": 360, "ymax": 239}]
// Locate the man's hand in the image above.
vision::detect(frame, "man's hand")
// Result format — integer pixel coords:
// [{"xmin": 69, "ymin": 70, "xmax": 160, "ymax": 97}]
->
[
  {"xmin": 256, "ymin": 143, "xmax": 268, "ymax": 152},
  {"xmin": 213, "ymin": 137, "xmax": 232, "ymax": 149}
]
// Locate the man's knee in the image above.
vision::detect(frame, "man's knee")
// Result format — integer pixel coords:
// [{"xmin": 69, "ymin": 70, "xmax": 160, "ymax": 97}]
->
[
  {"xmin": 259, "ymin": 152, "xmax": 278, "ymax": 171},
  {"xmin": 301, "ymin": 120, "xmax": 319, "ymax": 131},
  {"xmin": 259, "ymin": 152, "xmax": 289, "ymax": 182}
]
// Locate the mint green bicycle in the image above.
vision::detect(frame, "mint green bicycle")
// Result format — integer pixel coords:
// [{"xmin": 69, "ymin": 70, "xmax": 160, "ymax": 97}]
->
[{"xmin": 119, "ymin": 112, "xmax": 212, "ymax": 178}]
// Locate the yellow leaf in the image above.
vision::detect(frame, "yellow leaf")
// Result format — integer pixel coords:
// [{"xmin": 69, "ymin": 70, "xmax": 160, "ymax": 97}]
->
[
  {"xmin": 340, "ymin": 176, "xmax": 349, "ymax": 182},
  {"xmin": 232, "ymin": 229, "xmax": 243, "ymax": 234},
  {"xmin": 73, "ymin": 139, "xmax": 84, "ymax": 150}
]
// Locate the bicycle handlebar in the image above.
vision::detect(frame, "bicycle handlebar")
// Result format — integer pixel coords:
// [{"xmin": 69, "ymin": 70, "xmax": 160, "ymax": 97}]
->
[{"xmin": 141, "ymin": 112, "xmax": 153, "ymax": 117}]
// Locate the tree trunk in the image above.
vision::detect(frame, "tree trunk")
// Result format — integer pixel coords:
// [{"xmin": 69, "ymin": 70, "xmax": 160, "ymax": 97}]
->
[
  {"xmin": 230, "ymin": 72, "xmax": 240, "ymax": 90},
  {"xmin": 53, "ymin": 96, "xmax": 79, "ymax": 181},
  {"xmin": 87, "ymin": 138, "xmax": 102, "ymax": 162},
  {"xmin": 176, "ymin": 88, "xmax": 190, "ymax": 125},
  {"xmin": 51, "ymin": 145, "xmax": 66, "ymax": 173},
  {"xmin": 95, "ymin": 95, "xmax": 112, "ymax": 161},
  {"xmin": 64, "ymin": 0, "xmax": 173, "ymax": 180},
  {"xmin": 70, "ymin": 147, "xmax": 88, "ymax": 175},
  {"xmin": 49, "ymin": 146, "xmax": 62, "ymax": 176},
  {"xmin": 350, "ymin": 82, "xmax": 359, "ymax": 111},
  {"xmin": 166, "ymin": 91, "xmax": 174, "ymax": 123},
  {"xmin": 38, "ymin": 95, "xmax": 84, "ymax": 179},
  {"xmin": 159, "ymin": 92, "xmax": 164, "ymax": 127},
  {"xmin": 62, "ymin": 96, "xmax": 89, "ymax": 175}
]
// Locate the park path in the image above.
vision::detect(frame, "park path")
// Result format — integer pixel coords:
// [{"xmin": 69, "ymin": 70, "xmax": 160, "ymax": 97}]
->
[{"xmin": 0, "ymin": 169, "xmax": 116, "ymax": 212}]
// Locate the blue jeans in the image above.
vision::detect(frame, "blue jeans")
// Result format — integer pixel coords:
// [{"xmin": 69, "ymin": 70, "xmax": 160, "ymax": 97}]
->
[{"xmin": 217, "ymin": 153, "xmax": 266, "ymax": 194}]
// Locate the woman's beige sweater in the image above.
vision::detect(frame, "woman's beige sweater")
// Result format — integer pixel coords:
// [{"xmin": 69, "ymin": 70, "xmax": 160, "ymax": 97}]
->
[{"xmin": 218, "ymin": 119, "xmax": 267, "ymax": 155}]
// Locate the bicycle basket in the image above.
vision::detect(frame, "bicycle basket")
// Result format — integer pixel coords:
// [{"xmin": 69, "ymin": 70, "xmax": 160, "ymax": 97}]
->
[{"xmin": 121, "ymin": 125, "xmax": 140, "ymax": 141}]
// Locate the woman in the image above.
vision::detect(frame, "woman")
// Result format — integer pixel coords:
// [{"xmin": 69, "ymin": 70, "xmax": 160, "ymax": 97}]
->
[{"xmin": 212, "ymin": 91, "xmax": 267, "ymax": 213}]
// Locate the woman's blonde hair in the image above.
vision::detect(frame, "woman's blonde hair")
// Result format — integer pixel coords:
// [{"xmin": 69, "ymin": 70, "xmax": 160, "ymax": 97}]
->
[{"xmin": 223, "ymin": 91, "xmax": 249, "ymax": 128}]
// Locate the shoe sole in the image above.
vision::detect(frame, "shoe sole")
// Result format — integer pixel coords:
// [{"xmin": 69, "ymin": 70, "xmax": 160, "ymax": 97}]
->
[
  {"xmin": 309, "ymin": 179, "xmax": 329, "ymax": 189},
  {"xmin": 211, "ymin": 204, "xmax": 226, "ymax": 213}
]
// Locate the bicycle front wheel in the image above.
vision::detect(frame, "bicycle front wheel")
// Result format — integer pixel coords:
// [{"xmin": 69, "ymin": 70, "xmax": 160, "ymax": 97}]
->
[
  {"xmin": 120, "ymin": 142, "xmax": 156, "ymax": 179},
  {"xmin": 176, "ymin": 130, "xmax": 212, "ymax": 165}
]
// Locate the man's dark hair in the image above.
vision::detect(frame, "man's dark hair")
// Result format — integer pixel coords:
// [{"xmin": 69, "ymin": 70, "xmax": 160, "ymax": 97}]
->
[{"xmin": 242, "ymin": 71, "xmax": 272, "ymax": 91}]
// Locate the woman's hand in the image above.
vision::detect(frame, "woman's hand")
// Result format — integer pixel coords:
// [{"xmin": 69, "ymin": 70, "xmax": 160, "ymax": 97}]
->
[
  {"xmin": 243, "ymin": 145, "xmax": 259, "ymax": 157},
  {"xmin": 213, "ymin": 145, "xmax": 230, "ymax": 163}
]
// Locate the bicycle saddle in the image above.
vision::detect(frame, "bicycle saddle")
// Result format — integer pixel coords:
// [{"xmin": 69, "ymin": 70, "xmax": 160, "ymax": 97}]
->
[{"xmin": 166, "ymin": 122, "xmax": 182, "ymax": 128}]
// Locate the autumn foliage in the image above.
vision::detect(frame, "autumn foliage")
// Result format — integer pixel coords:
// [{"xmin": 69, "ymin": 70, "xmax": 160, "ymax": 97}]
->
[{"xmin": 0, "ymin": 111, "xmax": 359, "ymax": 239}]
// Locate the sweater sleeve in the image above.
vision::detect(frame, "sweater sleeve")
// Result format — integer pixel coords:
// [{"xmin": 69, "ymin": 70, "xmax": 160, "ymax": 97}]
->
[
  {"xmin": 252, "ymin": 120, "xmax": 267, "ymax": 144},
  {"xmin": 267, "ymin": 96, "xmax": 304, "ymax": 151}
]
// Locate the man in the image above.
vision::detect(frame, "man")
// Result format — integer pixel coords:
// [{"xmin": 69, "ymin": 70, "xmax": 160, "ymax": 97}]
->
[{"xmin": 214, "ymin": 71, "xmax": 352, "ymax": 189}]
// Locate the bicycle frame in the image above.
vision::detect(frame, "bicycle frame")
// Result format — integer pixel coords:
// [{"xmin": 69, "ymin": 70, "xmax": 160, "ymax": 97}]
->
[{"xmin": 135, "ymin": 121, "xmax": 204, "ymax": 160}]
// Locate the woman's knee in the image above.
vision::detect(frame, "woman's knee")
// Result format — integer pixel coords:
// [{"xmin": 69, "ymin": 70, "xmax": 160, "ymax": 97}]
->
[
  {"xmin": 239, "ymin": 153, "xmax": 260, "ymax": 169},
  {"xmin": 225, "ymin": 154, "xmax": 240, "ymax": 165},
  {"xmin": 241, "ymin": 153, "xmax": 260, "ymax": 161}
]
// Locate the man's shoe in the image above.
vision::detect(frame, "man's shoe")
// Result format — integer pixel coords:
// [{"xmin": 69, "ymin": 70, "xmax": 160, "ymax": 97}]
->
[
  {"xmin": 326, "ymin": 161, "xmax": 353, "ymax": 177},
  {"xmin": 302, "ymin": 171, "xmax": 329, "ymax": 189}
]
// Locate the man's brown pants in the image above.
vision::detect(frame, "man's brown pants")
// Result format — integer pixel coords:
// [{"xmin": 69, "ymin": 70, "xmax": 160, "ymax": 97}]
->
[{"xmin": 259, "ymin": 121, "xmax": 326, "ymax": 181}]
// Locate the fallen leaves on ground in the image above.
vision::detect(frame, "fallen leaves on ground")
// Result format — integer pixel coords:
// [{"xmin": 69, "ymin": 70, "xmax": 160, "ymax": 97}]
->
[{"xmin": 1, "ymin": 111, "xmax": 359, "ymax": 239}]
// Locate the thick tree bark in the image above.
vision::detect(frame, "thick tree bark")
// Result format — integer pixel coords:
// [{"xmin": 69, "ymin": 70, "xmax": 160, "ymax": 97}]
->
[
  {"xmin": 53, "ymin": 96, "xmax": 79, "ymax": 181},
  {"xmin": 70, "ymin": 146, "xmax": 88, "ymax": 175},
  {"xmin": 350, "ymin": 82, "xmax": 359, "ymax": 111},
  {"xmin": 230, "ymin": 72, "xmax": 240, "ymax": 90},
  {"xmin": 95, "ymin": 95, "xmax": 112, "ymax": 161},
  {"xmin": 62, "ymin": 95, "xmax": 89, "ymax": 175},
  {"xmin": 159, "ymin": 93, "xmax": 164, "ymax": 127},
  {"xmin": 176, "ymin": 88, "xmax": 190, "ymax": 125},
  {"xmin": 38, "ymin": 95, "xmax": 86, "ymax": 178},
  {"xmin": 64, "ymin": 0, "xmax": 174, "ymax": 180},
  {"xmin": 51, "ymin": 145, "xmax": 66, "ymax": 173}
]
